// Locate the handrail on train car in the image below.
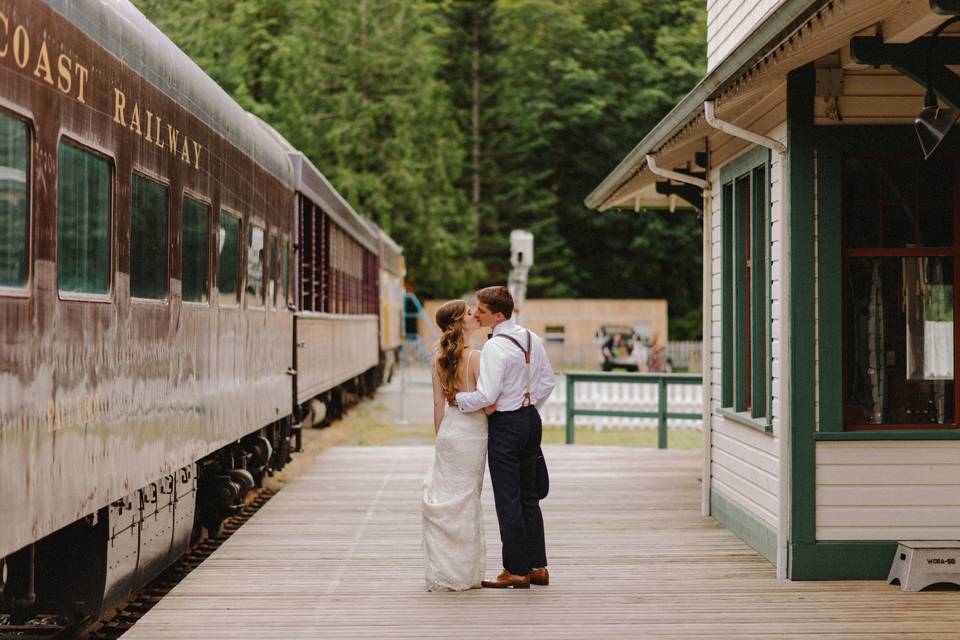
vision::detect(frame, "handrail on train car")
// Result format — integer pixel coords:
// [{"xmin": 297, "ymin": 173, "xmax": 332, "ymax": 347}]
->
[{"xmin": 564, "ymin": 372, "xmax": 703, "ymax": 448}]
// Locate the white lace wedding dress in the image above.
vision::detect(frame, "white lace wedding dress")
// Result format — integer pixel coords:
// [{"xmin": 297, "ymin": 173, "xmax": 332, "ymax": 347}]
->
[{"xmin": 421, "ymin": 362, "xmax": 488, "ymax": 591}]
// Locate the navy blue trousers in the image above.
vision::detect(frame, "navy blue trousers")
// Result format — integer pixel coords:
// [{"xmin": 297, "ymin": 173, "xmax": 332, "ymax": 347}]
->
[{"xmin": 487, "ymin": 405, "xmax": 547, "ymax": 575}]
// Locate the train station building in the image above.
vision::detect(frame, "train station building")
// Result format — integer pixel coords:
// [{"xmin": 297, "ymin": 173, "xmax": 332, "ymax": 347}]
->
[{"xmin": 588, "ymin": 0, "xmax": 960, "ymax": 579}]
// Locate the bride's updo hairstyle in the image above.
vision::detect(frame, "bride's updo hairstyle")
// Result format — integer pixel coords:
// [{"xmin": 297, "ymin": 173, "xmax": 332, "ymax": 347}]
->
[{"xmin": 434, "ymin": 299, "xmax": 467, "ymax": 393}]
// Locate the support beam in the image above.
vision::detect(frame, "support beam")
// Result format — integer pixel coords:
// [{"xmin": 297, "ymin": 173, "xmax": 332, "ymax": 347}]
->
[
  {"xmin": 654, "ymin": 181, "xmax": 703, "ymax": 211},
  {"xmin": 850, "ymin": 34, "xmax": 960, "ymax": 109},
  {"xmin": 883, "ymin": 0, "xmax": 948, "ymax": 43}
]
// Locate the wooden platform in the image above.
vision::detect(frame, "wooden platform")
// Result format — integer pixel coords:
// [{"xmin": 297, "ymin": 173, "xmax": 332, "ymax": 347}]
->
[{"xmin": 123, "ymin": 446, "xmax": 960, "ymax": 639}]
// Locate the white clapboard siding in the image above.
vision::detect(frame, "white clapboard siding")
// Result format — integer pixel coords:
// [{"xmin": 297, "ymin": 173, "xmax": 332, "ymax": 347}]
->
[
  {"xmin": 707, "ymin": 0, "xmax": 786, "ymax": 71},
  {"xmin": 816, "ymin": 441, "xmax": 960, "ymax": 540},
  {"xmin": 707, "ymin": 119, "xmax": 786, "ymax": 533},
  {"xmin": 539, "ymin": 375, "xmax": 703, "ymax": 431}
]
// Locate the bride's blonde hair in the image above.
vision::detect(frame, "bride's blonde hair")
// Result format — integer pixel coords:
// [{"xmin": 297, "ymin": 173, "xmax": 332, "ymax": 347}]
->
[{"xmin": 434, "ymin": 300, "xmax": 467, "ymax": 393}]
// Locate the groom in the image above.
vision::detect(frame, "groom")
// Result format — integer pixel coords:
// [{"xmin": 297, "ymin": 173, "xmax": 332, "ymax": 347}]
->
[{"xmin": 451, "ymin": 286, "xmax": 556, "ymax": 589}]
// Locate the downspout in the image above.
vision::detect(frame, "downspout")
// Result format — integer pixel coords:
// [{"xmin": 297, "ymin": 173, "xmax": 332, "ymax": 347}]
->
[
  {"xmin": 702, "ymin": 100, "xmax": 790, "ymax": 580},
  {"xmin": 643, "ymin": 153, "xmax": 713, "ymax": 519}
]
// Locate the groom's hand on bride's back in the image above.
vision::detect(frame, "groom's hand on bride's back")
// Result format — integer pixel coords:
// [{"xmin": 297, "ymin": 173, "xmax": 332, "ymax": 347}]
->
[{"xmin": 445, "ymin": 389, "xmax": 458, "ymax": 407}]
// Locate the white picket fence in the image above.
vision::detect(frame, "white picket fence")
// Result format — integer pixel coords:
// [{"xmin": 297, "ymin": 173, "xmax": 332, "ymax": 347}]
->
[{"xmin": 540, "ymin": 374, "xmax": 703, "ymax": 431}]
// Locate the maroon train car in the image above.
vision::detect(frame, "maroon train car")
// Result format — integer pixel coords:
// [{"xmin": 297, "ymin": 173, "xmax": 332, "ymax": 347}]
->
[{"xmin": 0, "ymin": 0, "xmax": 400, "ymax": 626}]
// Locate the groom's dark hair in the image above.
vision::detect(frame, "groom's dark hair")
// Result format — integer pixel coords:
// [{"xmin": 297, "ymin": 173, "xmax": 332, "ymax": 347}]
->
[{"xmin": 476, "ymin": 286, "xmax": 514, "ymax": 319}]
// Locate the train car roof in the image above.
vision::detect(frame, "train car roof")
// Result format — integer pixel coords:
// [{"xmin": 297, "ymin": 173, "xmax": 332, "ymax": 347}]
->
[
  {"xmin": 251, "ymin": 116, "xmax": 382, "ymax": 255},
  {"xmin": 364, "ymin": 219, "xmax": 405, "ymax": 277},
  {"xmin": 45, "ymin": 0, "xmax": 293, "ymax": 186}
]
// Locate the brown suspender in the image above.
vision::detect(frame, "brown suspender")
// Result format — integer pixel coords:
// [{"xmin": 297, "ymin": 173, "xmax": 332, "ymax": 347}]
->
[{"xmin": 494, "ymin": 330, "xmax": 532, "ymax": 407}]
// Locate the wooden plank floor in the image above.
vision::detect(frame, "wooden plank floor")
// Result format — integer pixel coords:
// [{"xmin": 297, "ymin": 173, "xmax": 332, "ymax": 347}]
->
[{"xmin": 123, "ymin": 446, "xmax": 960, "ymax": 639}]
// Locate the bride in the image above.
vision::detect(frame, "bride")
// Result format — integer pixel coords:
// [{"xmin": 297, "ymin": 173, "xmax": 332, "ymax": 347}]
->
[{"xmin": 422, "ymin": 299, "xmax": 492, "ymax": 591}]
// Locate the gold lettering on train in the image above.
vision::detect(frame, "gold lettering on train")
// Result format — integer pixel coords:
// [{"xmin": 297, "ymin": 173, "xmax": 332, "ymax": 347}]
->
[
  {"xmin": 192, "ymin": 140, "xmax": 201, "ymax": 170},
  {"xmin": 129, "ymin": 102, "xmax": 141, "ymax": 135},
  {"xmin": 145, "ymin": 110, "xmax": 154, "ymax": 143},
  {"xmin": 154, "ymin": 114, "xmax": 164, "ymax": 149},
  {"xmin": 12, "ymin": 24, "xmax": 27, "ymax": 68},
  {"xmin": 2, "ymin": 15, "xmax": 89, "ymax": 103},
  {"xmin": 0, "ymin": 12, "xmax": 8, "ymax": 58},
  {"xmin": 167, "ymin": 123, "xmax": 179, "ymax": 154},
  {"xmin": 56, "ymin": 53, "xmax": 71, "ymax": 93},
  {"xmin": 75, "ymin": 62, "xmax": 87, "ymax": 103},
  {"xmin": 33, "ymin": 40, "xmax": 51, "ymax": 84},
  {"xmin": 113, "ymin": 87, "xmax": 126, "ymax": 125}
]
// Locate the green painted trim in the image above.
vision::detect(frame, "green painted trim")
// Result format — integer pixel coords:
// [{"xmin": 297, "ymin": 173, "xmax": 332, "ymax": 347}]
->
[
  {"xmin": 721, "ymin": 184, "xmax": 734, "ymax": 407},
  {"xmin": 751, "ymin": 161, "xmax": 770, "ymax": 419},
  {"xmin": 711, "ymin": 490, "xmax": 778, "ymax": 565},
  {"xmin": 563, "ymin": 372, "xmax": 702, "ymax": 384},
  {"xmin": 718, "ymin": 408, "xmax": 773, "ymax": 433},
  {"xmin": 816, "ymin": 429, "xmax": 960, "ymax": 440},
  {"xmin": 585, "ymin": 0, "xmax": 827, "ymax": 209},
  {"xmin": 815, "ymin": 142, "xmax": 843, "ymax": 432},
  {"xmin": 734, "ymin": 175, "xmax": 749, "ymax": 412},
  {"xmin": 720, "ymin": 146, "xmax": 770, "ymax": 184},
  {"xmin": 789, "ymin": 541, "xmax": 897, "ymax": 580},
  {"xmin": 571, "ymin": 409, "xmax": 701, "ymax": 420},
  {"xmin": 787, "ymin": 64, "xmax": 818, "ymax": 558}
]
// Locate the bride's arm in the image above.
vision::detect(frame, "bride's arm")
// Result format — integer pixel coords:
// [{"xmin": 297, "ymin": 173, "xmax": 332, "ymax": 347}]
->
[
  {"xmin": 469, "ymin": 350, "xmax": 497, "ymax": 415},
  {"xmin": 431, "ymin": 359, "xmax": 444, "ymax": 434}
]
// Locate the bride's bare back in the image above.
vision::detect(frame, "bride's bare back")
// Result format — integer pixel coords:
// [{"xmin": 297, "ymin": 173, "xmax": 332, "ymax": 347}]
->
[{"xmin": 431, "ymin": 349, "xmax": 481, "ymax": 432}]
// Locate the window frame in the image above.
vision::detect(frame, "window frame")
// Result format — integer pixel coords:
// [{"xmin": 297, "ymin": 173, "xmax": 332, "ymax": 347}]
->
[
  {"xmin": 817, "ymin": 126, "xmax": 960, "ymax": 433},
  {"xmin": 245, "ymin": 220, "xmax": 267, "ymax": 308},
  {"xmin": 56, "ymin": 133, "xmax": 115, "ymax": 303},
  {"xmin": 216, "ymin": 208, "xmax": 242, "ymax": 307},
  {"xmin": 181, "ymin": 189, "xmax": 212, "ymax": 306},
  {"xmin": 720, "ymin": 145, "xmax": 772, "ymax": 433},
  {"xmin": 0, "ymin": 105, "xmax": 33, "ymax": 298},
  {"xmin": 129, "ymin": 168, "xmax": 170, "ymax": 304}
]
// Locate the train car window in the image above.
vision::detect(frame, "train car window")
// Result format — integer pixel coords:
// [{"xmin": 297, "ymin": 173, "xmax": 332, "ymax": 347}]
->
[
  {"xmin": 0, "ymin": 112, "xmax": 29, "ymax": 288},
  {"xmin": 130, "ymin": 173, "xmax": 168, "ymax": 299},
  {"xmin": 217, "ymin": 211, "xmax": 240, "ymax": 303},
  {"xmin": 246, "ymin": 224, "xmax": 265, "ymax": 306},
  {"xmin": 182, "ymin": 195, "xmax": 209, "ymax": 303},
  {"xmin": 58, "ymin": 140, "xmax": 110, "ymax": 294},
  {"xmin": 281, "ymin": 240, "xmax": 289, "ymax": 306},
  {"xmin": 269, "ymin": 233, "xmax": 279, "ymax": 306}
]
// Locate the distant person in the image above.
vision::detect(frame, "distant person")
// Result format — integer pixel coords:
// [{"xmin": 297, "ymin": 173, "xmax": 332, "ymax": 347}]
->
[
  {"xmin": 647, "ymin": 334, "xmax": 667, "ymax": 373},
  {"xmin": 601, "ymin": 333, "xmax": 624, "ymax": 371}
]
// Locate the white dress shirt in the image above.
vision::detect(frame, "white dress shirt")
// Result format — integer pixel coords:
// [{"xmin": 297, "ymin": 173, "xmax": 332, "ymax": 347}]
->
[{"xmin": 456, "ymin": 318, "xmax": 556, "ymax": 413}]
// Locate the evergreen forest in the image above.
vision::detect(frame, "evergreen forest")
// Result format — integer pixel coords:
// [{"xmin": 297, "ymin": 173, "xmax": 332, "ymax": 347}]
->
[{"xmin": 134, "ymin": 0, "xmax": 707, "ymax": 338}]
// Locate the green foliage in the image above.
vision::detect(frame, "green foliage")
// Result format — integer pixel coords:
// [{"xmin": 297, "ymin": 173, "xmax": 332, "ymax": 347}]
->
[{"xmin": 133, "ymin": 0, "xmax": 706, "ymax": 335}]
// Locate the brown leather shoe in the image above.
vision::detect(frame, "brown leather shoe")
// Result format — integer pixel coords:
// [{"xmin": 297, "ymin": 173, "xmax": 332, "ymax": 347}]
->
[
  {"xmin": 481, "ymin": 569, "xmax": 530, "ymax": 589},
  {"xmin": 529, "ymin": 567, "xmax": 549, "ymax": 586}
]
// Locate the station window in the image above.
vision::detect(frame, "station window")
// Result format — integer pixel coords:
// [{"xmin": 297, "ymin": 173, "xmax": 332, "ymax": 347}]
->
[
  {"xmin": 217, "ymin": 211, "xmax": 240, "ymax": 303},
  {"xmin": 841, "ymin": 154, "xmax": 956, "ymax": 428},
  {"xmin": 544, "ymin": 325, "xmax": 565, "ymax": 343},
  {"xmin": 181, "ymin": 195, "xmax": 209, "ymax": 303},
  {"xmin": 0, "ymin": 112, "xmax": 29, "ymax": 288},
  {"xmin": 130, "ymin": 173, "xmax": 167, "ymax": 299},
  {"xmin": 246, "ymin": 224, "xmax": 265, "ymax": 306},
  {"xmin": 720, "ymin": 146, "xmax": 770, "ymax": 425},
  {"xmin": 58, "ymin": 140, "xmax": 111, "ymax": 294}
]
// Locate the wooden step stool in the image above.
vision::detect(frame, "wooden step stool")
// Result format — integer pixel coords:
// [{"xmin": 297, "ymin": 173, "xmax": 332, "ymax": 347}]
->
[{"xmin": 887, "ymin": 541, "xmax": 960, "ymax": 591}]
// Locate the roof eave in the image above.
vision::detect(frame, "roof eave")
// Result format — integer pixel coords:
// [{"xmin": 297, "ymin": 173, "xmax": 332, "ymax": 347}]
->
[{"xmin": 585, "ymin": 0, "xmax": 827, "ymax": 210}]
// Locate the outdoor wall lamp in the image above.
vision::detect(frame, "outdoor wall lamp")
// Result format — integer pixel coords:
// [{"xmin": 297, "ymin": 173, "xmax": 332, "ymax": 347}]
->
[{"xmin": 916, "ymin": 16, "xmax": 960, "ymax": 160}]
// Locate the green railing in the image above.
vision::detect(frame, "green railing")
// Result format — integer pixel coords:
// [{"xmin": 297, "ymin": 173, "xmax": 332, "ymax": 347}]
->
[{"xmin": 564, "ymin": 372, "xmax": 703, "ymax": 448}]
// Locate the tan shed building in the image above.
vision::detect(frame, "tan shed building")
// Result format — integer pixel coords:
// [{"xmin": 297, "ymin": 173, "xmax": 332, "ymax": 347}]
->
[{"xmin": 419, "ymin": 298, "xmax": 667, "ymax": 368}]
